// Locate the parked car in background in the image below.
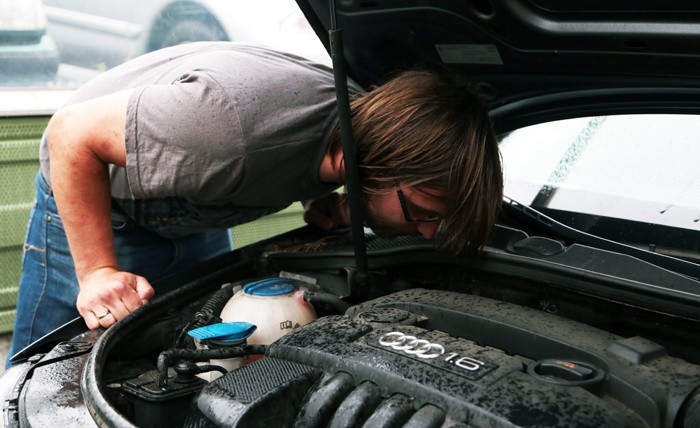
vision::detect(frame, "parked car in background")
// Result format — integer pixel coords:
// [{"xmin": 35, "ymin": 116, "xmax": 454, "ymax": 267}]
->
[
  {"xmin": 41, "ymin": 0, "xmax": 330, "ymax": 72},
  {"xmin": 0, "ymin": 0, "xmax": 59, "ymax": 87}
]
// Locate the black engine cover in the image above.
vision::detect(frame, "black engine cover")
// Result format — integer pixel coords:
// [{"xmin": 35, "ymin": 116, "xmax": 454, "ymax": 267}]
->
[{"xmin": 187, "ymin": 289, "xmax": 700, "ymax": 427}]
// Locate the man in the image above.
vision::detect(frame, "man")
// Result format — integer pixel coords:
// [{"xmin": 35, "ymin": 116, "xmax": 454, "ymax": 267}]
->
[{"xmin": 9, "ymin": 42, "xmax": 502, "ymax": 362}]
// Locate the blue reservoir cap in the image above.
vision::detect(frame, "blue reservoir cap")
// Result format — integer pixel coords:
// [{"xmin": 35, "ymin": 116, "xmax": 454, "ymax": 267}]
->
[
  {"xmin": 187, "ymin": 322, "xmax": 257, "ymax": 343},
  {"xmin": 243, "ymin": 278, "xmax": 294, "ymax": 296}
]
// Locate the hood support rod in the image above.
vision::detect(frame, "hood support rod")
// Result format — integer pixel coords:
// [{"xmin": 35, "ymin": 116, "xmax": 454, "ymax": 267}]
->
[{"xmin": 328, "ymin": 0, "xmax": 368, "ymax": 289}]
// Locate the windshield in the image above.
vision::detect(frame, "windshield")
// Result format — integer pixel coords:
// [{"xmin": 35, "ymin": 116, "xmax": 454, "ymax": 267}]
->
[{"xmin": 500, "ymin": 114, "xmax": 700, "ymax": 261}]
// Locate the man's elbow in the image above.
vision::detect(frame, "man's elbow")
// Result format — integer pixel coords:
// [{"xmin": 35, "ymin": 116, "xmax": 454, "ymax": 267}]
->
[{"xmin": 46, "ymin": 107, "xmax": 74, "ymax": 158}]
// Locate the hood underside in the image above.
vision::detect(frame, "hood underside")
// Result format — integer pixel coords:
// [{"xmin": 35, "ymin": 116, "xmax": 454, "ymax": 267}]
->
[{"xmin": 297, "ymin": 0, "xmax": 700, "ymax": 112}]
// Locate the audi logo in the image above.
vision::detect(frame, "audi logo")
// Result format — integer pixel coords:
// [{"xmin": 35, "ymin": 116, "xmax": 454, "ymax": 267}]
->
[{"xmin": 378, "ymin": 331, "xmax": 445, "ymax": 359}]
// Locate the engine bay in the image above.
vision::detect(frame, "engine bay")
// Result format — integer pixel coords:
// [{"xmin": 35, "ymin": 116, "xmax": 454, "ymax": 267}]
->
[
  {"xmin": 12, "ymin": 227, "xmax": 700, "ymax": 427},
  {"xmin": 181, "ymin": 288, "xmax": 695, "ymax": 427}
]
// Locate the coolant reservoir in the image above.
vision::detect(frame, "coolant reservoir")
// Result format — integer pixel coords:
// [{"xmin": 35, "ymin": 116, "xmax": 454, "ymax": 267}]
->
[{"xmin": 220, "ymin": 278, "xmax": 317, "ymax": 345}]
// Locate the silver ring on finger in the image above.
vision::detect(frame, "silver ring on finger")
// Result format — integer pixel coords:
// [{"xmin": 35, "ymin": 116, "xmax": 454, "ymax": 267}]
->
[{"xmin": 97, "ymin": 310, "xmax": 111, "ymax": 320}]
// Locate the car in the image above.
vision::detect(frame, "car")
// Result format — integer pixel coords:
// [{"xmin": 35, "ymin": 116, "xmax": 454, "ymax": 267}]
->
[
  {"xmin": 2, "ymin": 0, "xmax": 700, "ymax": 427},
  {"xmin": 41, "ymin": 0, "xmax": 330, "ymax": 71},
  {"xmin": 0, "ymin": 0, "xmax": 59, "ymax": 87}
]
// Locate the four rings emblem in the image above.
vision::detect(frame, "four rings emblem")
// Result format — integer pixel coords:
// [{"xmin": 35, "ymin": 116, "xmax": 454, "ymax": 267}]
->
[
  {"xmin": 376, "ymin": 331, "xmax": 488, "ymax": 373},
  {"xmin": 378, "ymin": 331, "xmax": 445, "ymax": 359}
]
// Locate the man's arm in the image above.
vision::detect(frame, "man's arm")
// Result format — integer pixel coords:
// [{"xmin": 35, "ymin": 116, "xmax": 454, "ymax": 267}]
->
[{"xmin": 46, "ymin": 88, "xmax": 154, "ymax": 329}]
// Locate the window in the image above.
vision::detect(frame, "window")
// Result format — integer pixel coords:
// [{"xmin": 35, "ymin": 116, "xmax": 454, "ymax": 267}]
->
[{"xmin": 500, "ymin": 114, "xmax": 700, "ymax": 258}]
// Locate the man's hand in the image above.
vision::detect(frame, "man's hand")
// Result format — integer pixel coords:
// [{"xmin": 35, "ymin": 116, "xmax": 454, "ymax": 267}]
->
[
  {"xmin": 77, "ymin": 267, "xmax": 154, "ymax": 329},
  {"xmin": 302, "ymin": 192, "xmax": 351, "ymax": 231}
]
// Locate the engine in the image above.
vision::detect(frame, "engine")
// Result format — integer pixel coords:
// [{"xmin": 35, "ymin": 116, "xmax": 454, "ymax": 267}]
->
[
  {"xmin": 167, "ymin": 288, "xmax": 699, "ymax": 427},
  {"xmin": 9, "ymin": 232, "xmax": 700, "ymax": 427}
]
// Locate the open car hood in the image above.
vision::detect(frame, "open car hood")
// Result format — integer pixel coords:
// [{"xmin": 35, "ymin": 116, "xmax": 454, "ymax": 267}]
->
[
  {"xmin": 296, "ymin": 0, "xmax": 700, "ymax": 272},
  {"xmin": 297, "ymin": 0, "xmax": 700, "ymax": 116}
]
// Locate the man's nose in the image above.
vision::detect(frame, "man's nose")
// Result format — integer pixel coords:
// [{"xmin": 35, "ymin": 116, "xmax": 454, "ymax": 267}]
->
[{"xmin": 416, "ymin": 222, "xmax": 440, "ymax": 240}]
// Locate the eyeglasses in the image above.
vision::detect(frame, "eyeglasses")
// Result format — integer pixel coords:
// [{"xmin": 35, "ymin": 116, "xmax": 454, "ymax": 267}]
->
[{"xmin": 395, "ymin": 184, "xmax": 442, "ymax": 223}]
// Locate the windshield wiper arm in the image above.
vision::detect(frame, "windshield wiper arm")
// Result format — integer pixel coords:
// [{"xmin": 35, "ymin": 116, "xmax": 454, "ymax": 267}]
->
[
  {"xmin": 533, "ymin": 116, "xmax": 606, "ymax": 207},
  {"xmin": 503, "ymin": 197, "xmax": 700, "ymax": 280}
]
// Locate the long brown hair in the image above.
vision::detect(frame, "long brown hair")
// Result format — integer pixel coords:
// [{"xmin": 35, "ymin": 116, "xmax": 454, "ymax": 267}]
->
[{"xmin": 328, "ymin": 70, "xmax": 503, "ymax": 254}]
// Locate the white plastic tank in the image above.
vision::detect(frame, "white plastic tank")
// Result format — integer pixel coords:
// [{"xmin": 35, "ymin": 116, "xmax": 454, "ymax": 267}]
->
[{"xmin": 219, "ymin": 278, "xmax": 317, "ymax": 346}]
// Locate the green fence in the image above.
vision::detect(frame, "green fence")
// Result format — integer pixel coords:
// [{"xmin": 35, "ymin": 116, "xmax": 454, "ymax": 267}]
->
[
  {"xmin": 0, "ymin": 115, "xmax": 305, "ymax": 334},
  {"xmin": 0, "ymin": 117, "xmax": 49, "ymax": 334}
]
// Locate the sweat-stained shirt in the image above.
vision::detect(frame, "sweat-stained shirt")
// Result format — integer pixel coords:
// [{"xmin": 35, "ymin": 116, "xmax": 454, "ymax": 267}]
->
[{"xmin": 40, "ymin": 42, "xmax": 361, "ymax": 238}]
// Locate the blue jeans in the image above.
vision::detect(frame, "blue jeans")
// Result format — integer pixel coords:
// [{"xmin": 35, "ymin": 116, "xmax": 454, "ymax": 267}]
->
[{"xmin": 7, "ymin": 173, "xmax": 232, "ymax": 366}]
